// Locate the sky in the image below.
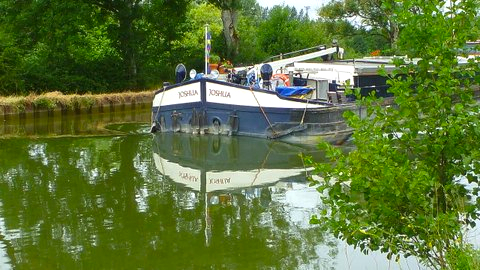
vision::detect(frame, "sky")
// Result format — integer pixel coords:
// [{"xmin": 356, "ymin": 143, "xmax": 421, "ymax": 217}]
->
[{"xmin": 255, "ymin": 0, "xmax": 329, "ymax": 19}]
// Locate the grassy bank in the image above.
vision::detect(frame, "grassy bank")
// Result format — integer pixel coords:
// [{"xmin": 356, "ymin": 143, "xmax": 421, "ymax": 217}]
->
[{"xmin": 0, "ymin": 91, "xmax": 154, "ymax": 115}]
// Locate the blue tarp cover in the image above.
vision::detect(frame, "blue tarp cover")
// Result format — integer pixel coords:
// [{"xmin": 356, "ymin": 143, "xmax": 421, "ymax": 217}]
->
[{"xmin": 276, "ymin": 86, "xmax": 313, "ymax": 97}]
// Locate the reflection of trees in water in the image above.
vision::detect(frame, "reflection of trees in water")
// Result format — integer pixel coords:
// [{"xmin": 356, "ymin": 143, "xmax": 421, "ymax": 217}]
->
[{"xmin": 0, "ymin": 135, "xmax": 338, "ymax": 269}]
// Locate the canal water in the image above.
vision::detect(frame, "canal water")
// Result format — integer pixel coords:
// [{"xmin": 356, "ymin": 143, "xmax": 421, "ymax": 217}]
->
[{"xmin": 0, "ymin": 110, "xmax": 428, "ymax": 269}]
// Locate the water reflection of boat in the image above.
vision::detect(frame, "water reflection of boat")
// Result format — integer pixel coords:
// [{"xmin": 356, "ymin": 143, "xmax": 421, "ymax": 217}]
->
[
  {"xmin": 152, "ymin": 133, "xmax": 318, "ymax": 193},
  {"xmin": 152, "ymin": 133, "xmax": 326, "ymax": 248}
]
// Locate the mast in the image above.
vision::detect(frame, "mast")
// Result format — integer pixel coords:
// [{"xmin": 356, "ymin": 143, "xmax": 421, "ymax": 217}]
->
[{"xmin": 205, "ymin": 24, "xmax": 210, "ymax": 75}]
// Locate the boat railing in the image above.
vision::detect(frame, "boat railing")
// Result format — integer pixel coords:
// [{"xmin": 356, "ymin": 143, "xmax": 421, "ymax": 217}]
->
[{"xmin": 264, "ymin": 45, "xmax": 328, "ymax": 62}]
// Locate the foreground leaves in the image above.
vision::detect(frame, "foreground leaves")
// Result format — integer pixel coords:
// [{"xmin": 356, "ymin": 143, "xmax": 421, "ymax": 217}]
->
[{"xmin": 306, "ymin": 0, "xmax": 480, "ymax": 269}]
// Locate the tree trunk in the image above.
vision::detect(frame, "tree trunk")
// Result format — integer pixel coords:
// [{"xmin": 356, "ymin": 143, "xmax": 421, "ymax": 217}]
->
[
  {"xmin": 389, "ymin": 21, "xmax": 400, "ymax": 52},
  {"xmin": 84, "ymin": 0, "xmax": 140, "ymax": 89},
  {"xmin": 221, "ymin": 9, "xmax": 239, "ymax": 60},
  {"xmin": 118, "ymin": 12, "xmax": 137, "ymax": 89}
]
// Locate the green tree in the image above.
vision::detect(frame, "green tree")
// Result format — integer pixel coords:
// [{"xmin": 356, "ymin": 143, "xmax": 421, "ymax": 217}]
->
[
  {"xmin": 317, "ymin": 16, "xmax": 390, "ymax": 57},
  {"xmin": 0, "ymin": 30, "xmax": 23, "ymax": 93},
  {"xmin": 78, "ymin": 0, "xmax": 190, "ymax": 89},
  {"xmin": 82, "ymin": 0, "xmax": 146, "ymax": 89},
  {"xmin": 135, "ymin": 0, "xmax": 189, "ymax": 86},
  {"xmin": 0, "ymin": 0, "xmax": 189, "ymax": 94},
  {"xmin": 171, "ymin": 2, "xmax": 223, "ymax": 73},
  {"xmin": 319, "ymin": 0, "xmax": 401, "ymax": 52},
  {"xmin": 306, "ymin": 0, "xmax": 480, "ymax": 269},
  {"xmin": 260, "ymin": 5, "xmax": 301, "ymax": 56},
  {"xmin": 257, "ymin": 5, "xmax": 326, "ymax": 58},
  {"xmin": 207, "ymin": 0, "xmax": 242, "ymax": 60},
  {"xmin": 0, "ymin": 0, "xmax": 108, "ymax": 93},
  {"xmin": 232, "ymin": 0, "xmax": 265, "ymax": 65},
  {"xmin": 0, "ymin": 0, "xmax": 126, "ymax": 93}
]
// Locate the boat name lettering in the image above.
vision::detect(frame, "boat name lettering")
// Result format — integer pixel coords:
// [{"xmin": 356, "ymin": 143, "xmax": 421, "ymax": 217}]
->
[
  {"xmin": 178, "ymin": 89, "xmax": 199, "ymax": 99},
  {"xmin": 179, "ymin": 172, "xmax": 198, "ymax": 182},
  {"xmin": 208, "ymin": 88, "xmax": 231, "ymax": 98},
  {"xmin": 209, "ymin": 178, "xmax": 231, "ymax": 184}
]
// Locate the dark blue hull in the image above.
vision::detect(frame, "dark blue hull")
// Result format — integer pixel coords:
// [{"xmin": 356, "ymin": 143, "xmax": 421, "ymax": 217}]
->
[{"xmin": 151, "ymin": 78, "xmax": 355, "ymax": 143}]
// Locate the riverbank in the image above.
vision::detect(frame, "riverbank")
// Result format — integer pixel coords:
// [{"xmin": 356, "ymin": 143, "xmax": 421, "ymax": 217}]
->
[
  {"xmin": 0, "ymin": 91, "xmax": 154, "ymax": 117},
  {"xmin": 0, "ymin": 91, "xmax": 154, "ymax": 137}
]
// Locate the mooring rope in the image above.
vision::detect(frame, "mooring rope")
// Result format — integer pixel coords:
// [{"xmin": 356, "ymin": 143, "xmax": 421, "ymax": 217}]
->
[
  {"xmin": 153, "ymin": 87, "xmax": 166, "ymax": 129},
  {"xmin": 300, "ymin": 99, "xmax": 309, "ymax": 125},
  {"xmin": 249, "ymin": 85, "xmax": 278, "ymax": 137},
  {"xmin": 250, "ymin": 143, "xmax": 274, "ymax": 186}
]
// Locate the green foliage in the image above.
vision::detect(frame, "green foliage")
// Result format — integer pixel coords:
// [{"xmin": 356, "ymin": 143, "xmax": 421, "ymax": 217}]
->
[
  {"xmin": 233, "ymin": 0, "xmax": 265, "ymax": 65},
  {"xmin": 257, "ymin": 5, "xmax": 308, "ymax": 56},
  {"xmin": 0, "ymin": 0, "xmax": 189, "ymax": 94},
  {"xmin": 71, "ymin": 95, "xmax": 96, "ymax": 110},
  {"xmin": 209, "ymin": 54, "xmax": 221, "ymax": 64},
  {"xmin": 0, "ymin": 30, "xmax": 23, "ymax": 94},
  {"xmin": 397, "ymin": 0, "xmax": 480, "ymax": 58},
  {"xmin": 0, "ymin": 0, "xmax": 404, "ymax": 94},
  {"xmin": 235, "ymin": 10, "xmax": 267, "ymax": 65},
  {"xmin": 32, "ymin": 96, "xmax": 57, "ymax": 110},
  {"xmin": 306, "ymin": 0, "xmax": 480, "ymax": 269},
  {"xmin": 318, "ymin": 0, "xmax": 401, "ymax": 52},
  {"xmin": 446, "ymin": 245, "xmax": 480, "ymax": 270},
  {"xmin": 171, "ymin": 2, "xmax": 223, "ymax": 73},
  {"xmin": 140, "ymin": 0, "xmax": 190, "ymax": 86}
]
